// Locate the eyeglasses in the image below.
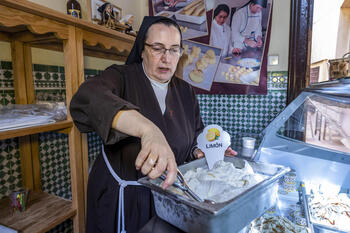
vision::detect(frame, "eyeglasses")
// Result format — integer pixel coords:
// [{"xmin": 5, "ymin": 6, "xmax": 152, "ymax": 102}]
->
[{"xmin": 145, "ymin": 42, "xmax": 183, "ymax": 57}]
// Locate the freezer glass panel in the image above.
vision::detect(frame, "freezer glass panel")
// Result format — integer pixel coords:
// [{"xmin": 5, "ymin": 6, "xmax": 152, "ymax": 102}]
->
[{"xmin": 276, "ymin": 95, "xmax": 350, "ymax": 154}]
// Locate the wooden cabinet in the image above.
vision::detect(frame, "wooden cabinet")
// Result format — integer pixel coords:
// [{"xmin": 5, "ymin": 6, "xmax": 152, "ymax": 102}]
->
[{"xmin": 0, "ymin": 0, "xmax": 134, "ymax": 232}]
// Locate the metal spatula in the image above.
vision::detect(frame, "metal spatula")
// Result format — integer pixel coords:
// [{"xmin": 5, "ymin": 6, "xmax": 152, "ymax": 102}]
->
[{"xmin": 159, "ymin": 169, "xmax": 203, "ymax": 202}]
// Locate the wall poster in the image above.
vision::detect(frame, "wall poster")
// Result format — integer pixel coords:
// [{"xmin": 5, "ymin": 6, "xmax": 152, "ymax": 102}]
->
[{"xmin": 149, "ymin": 0, "xmax": 273, "ymax": 95}]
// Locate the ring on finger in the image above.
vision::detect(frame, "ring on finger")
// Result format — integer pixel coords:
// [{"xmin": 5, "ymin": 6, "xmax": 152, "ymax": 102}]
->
[{"xmin": 148, "ymin": 154, "xmax": 158, "ymax": 166}]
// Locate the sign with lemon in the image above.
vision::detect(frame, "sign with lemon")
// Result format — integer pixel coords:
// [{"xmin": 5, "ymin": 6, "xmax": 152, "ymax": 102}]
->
[{"xmin": 197, "ymin": 124, "xmax": 231, "ymax": 169}]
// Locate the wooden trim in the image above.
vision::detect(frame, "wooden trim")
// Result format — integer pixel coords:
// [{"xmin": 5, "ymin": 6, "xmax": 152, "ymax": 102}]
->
[
  {"xmin": 18, "ymin": 136, "xmax": 34, "ymax": 190},
  {"xmin": 30, "ymin": 42, "xmax": 63, "ymax": 53},
  {"xmin": 0, "ymin": 31, "xmax": 11, "ymax": 42},
  {"xmin": 12, "ymin": 31, "xmax": 57, "ymax": 43},
  {"xmin": 24, "ymin": 44, "xmax": 35, "ymax": 104},
  {"xmin": 0, "ymin": 5, "xmax": 69, "ymax": 39},
  {"xmin": 11, "ymin": 40, "xmax": 28, "ymax": 105},
  {"xmin": 64, "ymin": 26, "xmax": 85, "ymax": 233},
  {"xmin": 83, "ymin": 47, "xmax": 127, "ymax": 61},
  {"xmin": 0, "ymin": 120, "xmax": 73, "ymax": 140},
  {"xmin": 82, "ymin": 29, "xmax": 133, "ymax": 54},
  {"xmin": 287, "ymin": 0, "xmax": 314, "ymax": 104},
  {"xmin": 31, "ymin": 134, "xmax": 42, "ymax": 191},
  {"xmin": 0, "ymin": 0, "xmax": 134, "ymax": 43},
  {"xmin": 75, "ymin": 27, "xmax": 89, "ymax": 216}
]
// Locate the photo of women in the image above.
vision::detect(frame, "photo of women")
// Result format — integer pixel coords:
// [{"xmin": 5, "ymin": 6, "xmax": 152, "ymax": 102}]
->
[
  {"xmin": 231, "ymin": 0, "xmax": 266, "ymax": 54},
  {"xmin": 211, "ymin": 0, "xmax": 271, "ymax": 87},
  {"xmin": 210, "ymin": 4, "xmax": 231, "ymax": 57}
]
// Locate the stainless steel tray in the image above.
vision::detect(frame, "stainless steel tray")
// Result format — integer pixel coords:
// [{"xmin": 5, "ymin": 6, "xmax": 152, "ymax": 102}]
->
[
  {"xmin": 300, "ymin": 183, "xmax": 349, "ymax": 233},
  {"xmin": 138, "ymin": 156, "xmax": 290, "ymax": 233}
]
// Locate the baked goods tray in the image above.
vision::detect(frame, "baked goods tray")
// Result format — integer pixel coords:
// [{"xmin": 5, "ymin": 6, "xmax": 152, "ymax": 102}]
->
[
  {"xmin": 138, "ymin": 156, "xmax": 290, "ymax": 233},
  {"xmin": 300, "ymin": 182, "xmax": 350, "ymax": 233},
  {"xmin": 174, "ymin": 8, "xmax": 206, "ymax": 25}
]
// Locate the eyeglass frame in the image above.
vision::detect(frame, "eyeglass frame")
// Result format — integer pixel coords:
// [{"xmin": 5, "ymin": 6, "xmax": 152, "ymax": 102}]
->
[{"xmin": 144, "ymin": 42, "xmax": 184, "ymax": 58}]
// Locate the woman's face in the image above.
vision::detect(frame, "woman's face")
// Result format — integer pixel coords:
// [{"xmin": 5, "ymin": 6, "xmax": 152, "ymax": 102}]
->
[
  {"xmin": 142, "ymin": 24, "xmax": 181, "ymax": 83},
  {"xmin": 215, "ymin": 10, "xmax": 228, "ymax": 25}
]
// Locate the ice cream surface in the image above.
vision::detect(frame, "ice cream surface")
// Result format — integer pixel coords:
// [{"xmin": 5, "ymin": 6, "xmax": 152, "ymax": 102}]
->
[
  {"xmin": 183, "ymin": 160, "xmax": 265, "ymax": 203},
  {"xmin": 248, "ymin": 214, "xmax": 309, "ymax": 233},
  {"xmin": 309, "ymin": 192, "xmax": 350, "ymax": 231}
]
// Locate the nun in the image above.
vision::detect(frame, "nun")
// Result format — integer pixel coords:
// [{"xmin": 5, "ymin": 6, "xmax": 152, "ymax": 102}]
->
[
  {"xmin": 231, "ymin": 0, "xmax": 267, "ymax": 54},
  {"xmin": 70, "ymin": 16, "xmax": 206, "ymax": 233},
  {"xmin": 210, "ymin": 4, "xmax": 231, "ymax": 57}
]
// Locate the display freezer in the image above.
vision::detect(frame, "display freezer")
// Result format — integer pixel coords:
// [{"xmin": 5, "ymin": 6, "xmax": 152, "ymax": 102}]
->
[
  {"xmin": 139, "ymin": 78, "xmax": 350, "ymax": 232},
  {"xmin": 257, "ymin": 78, "xmax": 350, "ymax": 232}
]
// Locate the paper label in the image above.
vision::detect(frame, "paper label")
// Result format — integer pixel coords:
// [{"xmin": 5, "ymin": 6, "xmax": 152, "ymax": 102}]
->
[{"xmin": 197, "ymin": 124, "xmax": 231, "ymax": 169}]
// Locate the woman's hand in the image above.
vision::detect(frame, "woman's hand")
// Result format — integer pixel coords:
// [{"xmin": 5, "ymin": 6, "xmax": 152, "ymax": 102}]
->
[
  {"xmin": 135, "ymin": 125, "xmax": 177, "ymax": 189},
  {"xmin": 225, "ymin": 147, "xmax": 237, "ymax": 156},
  {"xmin": 232, "ymin": 48, "xmax": 242, "ymax": 54},
  {"xmin": 244, "ymin": 38, "xmax": 257, "ymax": 48},
  {"xmin": 193, "ymin": 147, "xmax": 237, "ymax": 159},
  {"xmin": 112, "ymin": 110, "xmax": 177, "ymax": 189}
]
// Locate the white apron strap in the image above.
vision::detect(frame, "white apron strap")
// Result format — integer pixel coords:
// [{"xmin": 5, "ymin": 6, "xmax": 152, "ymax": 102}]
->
[{"xmin": 101, "ymin": 145, "xmax": 142, "ymax": 233}]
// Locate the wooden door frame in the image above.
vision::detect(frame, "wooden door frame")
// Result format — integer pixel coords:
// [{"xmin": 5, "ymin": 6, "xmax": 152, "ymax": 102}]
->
[{"xmin": 287, "ymin": 0, "xmax": 314, "ymax": 104}]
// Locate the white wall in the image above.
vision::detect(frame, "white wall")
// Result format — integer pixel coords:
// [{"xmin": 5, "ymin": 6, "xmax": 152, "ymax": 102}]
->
[
  {"xmin": 267, "ymin": 0, "xmax": 290, "ymax": 71},
  {"xmin": 311, "ymin": 0, "xmax": 344, "ymax": 64},
  {"xmin": 336, "ymin": 8, "xmax": 350, "ymax": 58}
]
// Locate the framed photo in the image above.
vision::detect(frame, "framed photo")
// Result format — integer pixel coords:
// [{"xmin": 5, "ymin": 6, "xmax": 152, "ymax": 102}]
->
[
  {"xmin": 210, "ymin": 0, "xmax": 273, "ymax": 87},
  {"xmin": 176, "ymin": 40, "xmax": 221, "ymax": 91},
  {"xmin": 149, "ymin": 0, "xmax": 209, "ymax": 40},
  {"xmin": 91, "ymin": 0, "xmax": 122, "ymax": 24}
]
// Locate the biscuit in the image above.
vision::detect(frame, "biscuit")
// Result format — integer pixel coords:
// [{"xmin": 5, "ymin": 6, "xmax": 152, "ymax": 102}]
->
[
  {"xmin": 176, "ymin": 53, "xmax": 194, "ymax": 79},
  {"xmin": 189, "ymin": 69, "xmax": 203, "ymax": 83},
  {"xmin": 192, "ymin": 3, "xmax": 205, "ymax": 16},
  {"xmin": 205, "ymin": 49, "xmax": 215, "ymax": 59},
  {"xmin": 195, "ymin": 58, "xmax": 208, "ymax": 71},
  {"xmin": 190, "ymin": 46, "xmax": 201, "ymax": 58},
  {"xmin": 202, "ymin": 54, "xmax": 216, "ymax": 65},
  {"xmin": 180, "ymin": 26, "xmax": 188, "ymax": 33},
  {"xmin": 202, "ymin": 49, "xmax": 216, "ymax": 64},
  {"xmin": 159, "ymin": 12, "xmax": 170, "ymax": 17},
  {"xmin": 183, "ymin": 44, "xmax": 189, "ymax": 55}
]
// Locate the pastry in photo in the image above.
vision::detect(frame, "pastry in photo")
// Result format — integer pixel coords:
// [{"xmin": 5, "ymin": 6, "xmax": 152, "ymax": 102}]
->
[
  {"xmin": 190, "ymin": 46, "xmax": 201, "ymax": 58},
  {"xmin": 195, "ymin": 58, "xmax": 208, "ymax": 71},
  {"xmin": 189, "ymin": 69, "xmax": 203, "ymax": 83},
  {"xmin": 202, "ymin": 49, "xmax": 216, "ymax": 65}
]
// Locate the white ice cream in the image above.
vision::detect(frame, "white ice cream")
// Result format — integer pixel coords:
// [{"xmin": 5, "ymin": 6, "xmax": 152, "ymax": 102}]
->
[
  {"xmin": 309, "ymin": 192, "xmax": 350, "ymax": 231},
  {"xmin": 248, "ymin": 215, "xmax": 309, "ymax": 233},
  {"xmin": 183, "ymin": 160, "xmax": 265, "ymax": 203}
]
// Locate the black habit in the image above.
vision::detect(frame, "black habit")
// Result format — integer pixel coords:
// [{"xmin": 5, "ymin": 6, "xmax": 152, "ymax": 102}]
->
[{"xmin": 70, "ymin": 63, "xmax": 204, "ymax": 232}]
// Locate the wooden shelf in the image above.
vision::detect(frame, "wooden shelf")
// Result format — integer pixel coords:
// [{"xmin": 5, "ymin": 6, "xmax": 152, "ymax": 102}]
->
[
  {"xmin": 0, "ymin": 191, "xmax": 76, "ymax": 233},
  {"xmin": 0, "ymin": 0, "xmax": 134, "ymax": 231},
  {"xmin": 0, "ymin": 0, "xmax": 135, "ymax": 61},
  {"xmin": 0, "ymin": 120, "xmax": 73, "ymax": 140}
]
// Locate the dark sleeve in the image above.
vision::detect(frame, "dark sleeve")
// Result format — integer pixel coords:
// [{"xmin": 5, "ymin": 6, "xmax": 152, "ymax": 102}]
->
[
  {"xmin": 70, "ymin": 65, "xmax": 139, "ymax": 145},
  {"xmin": 186, "ymin": 87, "xmax": 204, "ymax": 162}
]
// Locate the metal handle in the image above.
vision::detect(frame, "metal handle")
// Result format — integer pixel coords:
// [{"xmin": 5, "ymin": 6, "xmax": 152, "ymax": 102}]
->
[
  {"xmin": 299, "ymin": 182, "xmax": 314, "ymax": 233},
  {"xmin": 343, "ymin": 52, "xmax": 350, "ymax": 58},
  {"xmin": 159, "ymin": 173, "xmax": 203, "ymax": 202}
]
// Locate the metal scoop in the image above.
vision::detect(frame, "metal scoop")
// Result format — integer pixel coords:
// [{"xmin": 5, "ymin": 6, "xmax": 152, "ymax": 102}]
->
[{"xmin": 159, "ymin": 169, "xmax": 203, "ymax": 202}]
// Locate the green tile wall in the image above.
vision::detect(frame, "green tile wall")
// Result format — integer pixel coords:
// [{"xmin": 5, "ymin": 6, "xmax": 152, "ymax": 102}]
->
[{"xmin": 0, "ymin": 61, "xmax": 288, "ymax": 232}]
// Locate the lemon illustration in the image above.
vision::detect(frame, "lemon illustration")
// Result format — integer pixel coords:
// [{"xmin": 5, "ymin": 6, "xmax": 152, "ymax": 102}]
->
[
  {"xmin": 206, "ymin": 131, "xmax": 216, "ymax": 141},
  {"xmin": 208, "ymin": 128, "xmax": 220, "ymax": 137}
]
